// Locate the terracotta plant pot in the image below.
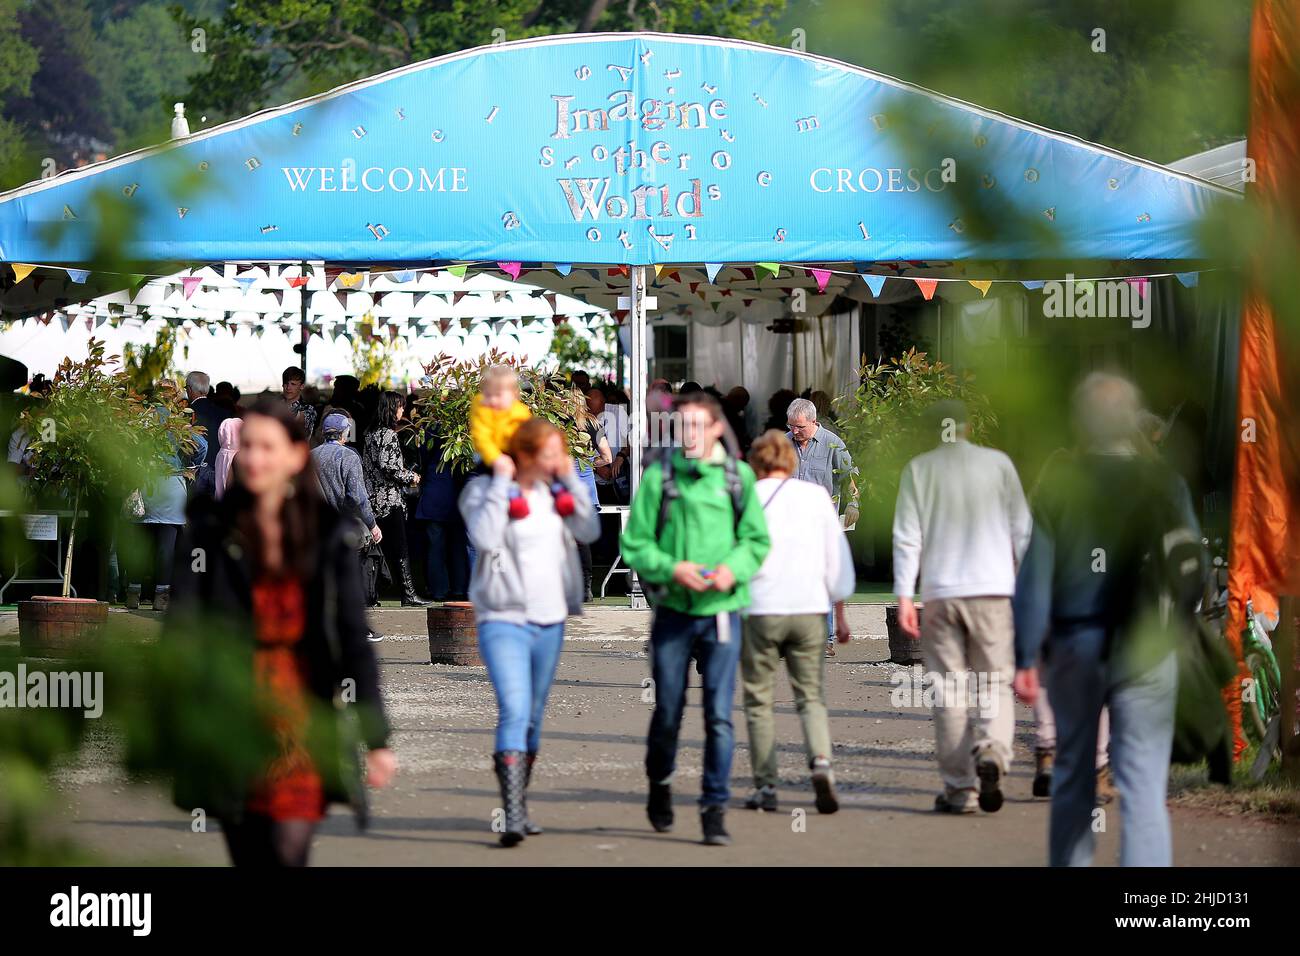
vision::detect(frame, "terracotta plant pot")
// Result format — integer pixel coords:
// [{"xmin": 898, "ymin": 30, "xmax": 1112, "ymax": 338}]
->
[
  {"xmin": 427, "ymin": 602, "xmax": 482, "ymax": 666},
  {"xmin": 17, "ymin": 595, "xmax": 108, "ymax": 658},
  {"xmin": 885, "ymin": 603, "xmax": 924, "ymax": 665}
]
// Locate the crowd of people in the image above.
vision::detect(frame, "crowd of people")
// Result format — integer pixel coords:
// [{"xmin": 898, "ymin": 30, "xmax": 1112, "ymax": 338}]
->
[{"xmin": 3, "ymin": 357, "xmax": 1212, "ymax": 867}]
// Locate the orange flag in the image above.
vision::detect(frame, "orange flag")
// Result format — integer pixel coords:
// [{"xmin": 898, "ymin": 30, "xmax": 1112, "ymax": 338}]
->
[{"xmin": 1226, "ymin": 0, "xmax": 1300, "ymax": 757}]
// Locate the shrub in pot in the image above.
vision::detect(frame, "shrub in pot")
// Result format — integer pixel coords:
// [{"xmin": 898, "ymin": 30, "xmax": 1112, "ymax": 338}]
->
[
  {"xmin": 835, "ymin": 349, "xmax": 995, "ymax": 662},
  {"xmin": 16, "ymin": 340, "xmax": 194, "ymax": 655}
]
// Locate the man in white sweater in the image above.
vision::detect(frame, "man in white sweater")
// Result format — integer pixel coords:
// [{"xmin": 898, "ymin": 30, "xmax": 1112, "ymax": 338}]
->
[{"xmin": 892, "ymin": 400, "xmax": 1031, "ymax": 814}]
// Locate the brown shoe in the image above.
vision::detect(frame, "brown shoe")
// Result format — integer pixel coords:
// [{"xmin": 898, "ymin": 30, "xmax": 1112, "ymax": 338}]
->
[
  {"xmin": 1033, "ymin": 749, "xmax": 1053, "ymax": 798},
  {"xmin": 1095, "ymin": 764, "xmax": 1117, "ymax": 806},
  {"xmin": 825, "ymin": 641, "xmax": 836, "ymax": 657}
]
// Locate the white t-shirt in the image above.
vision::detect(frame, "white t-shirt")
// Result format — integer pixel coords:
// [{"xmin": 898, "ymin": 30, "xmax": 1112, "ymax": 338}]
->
[
  {"xmin": 748, "ymin": 477, "xmax": 855, "ymax": 616},
  {"xmin": 511, "ymin": 484, "xmax": 569, "ymax": 625},
  {"xmin": 598, "ymin": 404, "xmax": 629, "ymax": 451}
]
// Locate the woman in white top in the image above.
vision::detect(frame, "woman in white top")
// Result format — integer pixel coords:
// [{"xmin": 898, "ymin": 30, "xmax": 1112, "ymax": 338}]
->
[
  {"xmin": 458, "ymin": 417, "xmax": 599, "ymax": 847},
  {"xmin": 742, "ymin": 430, "xmax": 854, "ymax": 815}
]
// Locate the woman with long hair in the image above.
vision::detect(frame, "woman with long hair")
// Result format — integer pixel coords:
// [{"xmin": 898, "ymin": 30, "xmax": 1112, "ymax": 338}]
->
[
  {"xmin": 459, "ymin": 417, "xmax": 599, "ymax": 846},
  {"xmin": 362, "ymin": 390, "xmax": 428, "ymax": 606},
  {"xmin": 167, "ymin": 397, "xmax": 397, "ymax": 866}
]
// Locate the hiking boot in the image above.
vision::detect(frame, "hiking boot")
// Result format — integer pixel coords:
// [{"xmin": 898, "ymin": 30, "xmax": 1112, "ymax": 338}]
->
[
  {"xmin": 811, "ymin": 758, "xmax": 839, "ymax": 814},
  {"xmin": 744, "ymin": 785, "xmax": 778, "ymax": 811},
  {"xmin": 934, "ymin": 791, "xmax": 977, "ymax": 814},
  {"xmin": 700, "ymin": 805, "xmax": 731, "ymax": 846},
  {"xmin": 1095, "ymin": 764, "xmax": 1117, "ymax": 806},
  {"xmin": 825, "ymin": 641, "xmax": 837, "ymax": 658},
  {"xmin": 976, "ymin": 756, "xmax": 1004, "ymax": 813},
  {"xmin": 647, "ymin": 781, "xmax": 674, "ymax": 833},
  {"xmin": 1032, "ymin": 749, "xmax": 1054, "ymax": 798}
]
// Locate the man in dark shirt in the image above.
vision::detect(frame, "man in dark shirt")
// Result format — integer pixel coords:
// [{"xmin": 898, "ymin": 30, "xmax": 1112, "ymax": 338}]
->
[
  {"xmin": 185, "ymin": 370, "xmax": 230, "ymax": 470},
  {"xmin": 1013, "ymin": 372, "xmax": 1203, "ymax": 867}
]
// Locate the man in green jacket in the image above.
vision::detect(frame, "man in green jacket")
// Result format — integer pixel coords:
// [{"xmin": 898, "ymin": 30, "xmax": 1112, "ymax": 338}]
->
[{"xmin": 621, "ymin": 391, "xmax": 770, "ymax": 846}]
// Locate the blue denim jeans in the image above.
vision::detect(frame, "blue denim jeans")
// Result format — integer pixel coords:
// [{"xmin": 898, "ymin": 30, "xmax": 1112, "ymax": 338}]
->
[
  {"xmin": 1044, "ymin": 626, "xmax": 1176, "ymax": 866},
  {"xmin": 478, "ymin": 619, "xmax": 566, "ymax": 753},
  {"xmin": 646, "ymin": 607, "xmax": 743, "ymax": 807}
]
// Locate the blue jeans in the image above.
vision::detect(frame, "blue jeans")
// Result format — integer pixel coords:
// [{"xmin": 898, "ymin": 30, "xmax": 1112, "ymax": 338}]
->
[
  {"xmin": 1044, "ymin": 626, "xmax": 1176, "ymax": 866},
  {"xmin": 478, "ymin": 619, "xmax": 566, "ymax": 753},
  {"xmin": 646, "ymin": 607, "xmax": 742, "ymax": 807}
]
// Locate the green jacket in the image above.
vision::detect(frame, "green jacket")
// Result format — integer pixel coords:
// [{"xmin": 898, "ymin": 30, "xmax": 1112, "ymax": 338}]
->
[{"xmin": 620, "ymin": 447, "xmax": 770, "ymax": 616}]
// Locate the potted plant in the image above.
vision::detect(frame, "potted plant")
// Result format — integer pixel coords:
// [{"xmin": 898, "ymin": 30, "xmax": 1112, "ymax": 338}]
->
[
  {"xmin": 411, "ymin": 350, "xmax": 586, "ymax": 662},
  {"xmin": 16, "ymin": 339, "xmax": 195, "ymax": 656},
  {"xmin": 835, "ymin": 348, "xmax": 996, "ymax": 663}
]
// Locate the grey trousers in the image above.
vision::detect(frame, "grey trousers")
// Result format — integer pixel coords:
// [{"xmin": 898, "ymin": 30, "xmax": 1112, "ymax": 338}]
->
[{"xmin": 1044, "ymin": 627, "xmax": 1177, "ymax": 867}]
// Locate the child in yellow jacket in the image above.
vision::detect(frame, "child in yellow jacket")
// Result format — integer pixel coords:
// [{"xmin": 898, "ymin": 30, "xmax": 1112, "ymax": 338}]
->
[{"xmin": 470, "ymin": 365, "xmax": 573, "ymax": 519}]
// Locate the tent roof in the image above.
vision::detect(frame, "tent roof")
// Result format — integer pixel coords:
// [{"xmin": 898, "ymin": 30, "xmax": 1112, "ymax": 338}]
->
[{"xmin": 0, "ymin": 33, "xmax": 1235, "ymax": 269}]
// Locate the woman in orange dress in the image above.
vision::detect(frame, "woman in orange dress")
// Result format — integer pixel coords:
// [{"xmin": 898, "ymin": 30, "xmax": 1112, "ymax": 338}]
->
[{"xmin": 168, "ymin": 397, "xmax": 397, "ymax": 866}]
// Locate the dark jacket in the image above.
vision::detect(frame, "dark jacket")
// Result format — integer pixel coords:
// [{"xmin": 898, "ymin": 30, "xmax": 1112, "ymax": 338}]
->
[
  {"xmin": 190, "ymin": 396, "xmax": 231, "ymax": 469},
  {"xmin": 1013, "ymin": 451, "xmax": 1203, "ymax": 671},
  {"xmin": 164, "ymin": 492, "xmax": 390, "ymax": 822},
  {"xmin": 414, "ymin": 437, "xmax": 465, "ymax": 523}
]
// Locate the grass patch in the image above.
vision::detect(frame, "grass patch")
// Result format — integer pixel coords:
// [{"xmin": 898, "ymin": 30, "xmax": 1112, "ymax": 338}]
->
[{"xmin": 1169, "ymin": 747, "xmax": 1300, "ymax": 819}]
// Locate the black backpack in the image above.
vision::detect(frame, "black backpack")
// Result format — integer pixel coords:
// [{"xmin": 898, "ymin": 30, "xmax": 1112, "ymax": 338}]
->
[{"xmin": 652, "ymin": 445, "xmax": 746, "ymax": 540}]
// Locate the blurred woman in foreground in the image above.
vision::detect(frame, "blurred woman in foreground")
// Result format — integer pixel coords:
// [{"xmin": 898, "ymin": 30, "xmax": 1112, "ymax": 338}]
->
[{"xmin": 168, "ymin": 398, "xmax": 396, "ymax": 866}]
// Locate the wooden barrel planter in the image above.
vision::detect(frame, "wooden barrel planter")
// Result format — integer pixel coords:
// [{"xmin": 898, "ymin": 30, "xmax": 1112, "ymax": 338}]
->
[
  {"xmin": 17, "ymin": 596, "xmax": 108, "ymax": 658},
  {"xmin": 427, "ymin": 602, "xmax": 482, "ymax": 666},
  {"xmin": 885, "ymin": 604, "xmax": 925, "ymax": 665}
]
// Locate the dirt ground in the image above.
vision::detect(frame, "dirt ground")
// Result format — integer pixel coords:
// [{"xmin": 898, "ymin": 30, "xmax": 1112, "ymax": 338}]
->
[{"xmin": 4, "ymin": 605, "xmax": 1298, "ymax": 866}]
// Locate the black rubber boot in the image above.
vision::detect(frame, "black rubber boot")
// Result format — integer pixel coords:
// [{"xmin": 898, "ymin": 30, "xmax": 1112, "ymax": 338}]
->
[
  {"xmin": 523, "ymin": 752, "xmax": 543, "ymax": 835},
  {"xmin": 493, "ymin": 751, "xmax": 528, "ymax": 847},
  {"xmin": 399, "ymin": 558, "xmax": 431, "ymax": 607}
]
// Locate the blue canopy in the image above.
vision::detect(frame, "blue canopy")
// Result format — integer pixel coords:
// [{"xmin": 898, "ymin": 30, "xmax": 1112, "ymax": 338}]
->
[{"xmin": 0, "ymin": 33, "xmax": 1233, "ymax": 267}]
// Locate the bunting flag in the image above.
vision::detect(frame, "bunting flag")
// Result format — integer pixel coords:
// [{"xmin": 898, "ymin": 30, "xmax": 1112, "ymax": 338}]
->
[
  {"xmin": 1021, "ymin": 280, "xmax": 1047, "ymax": 289},
  {"xmin": 271, "ymin": 289, "xmax": 285, "ymax": 306},
  {"xmin": 459, "ymin": 317, "xmax": 473, "ymax": 331},
  {"xmin": 492, "ymin": 290, "xmax": 508, "ymax": 303},
  {"xmin": 182, "ymin": 276, "xmax": 202, "ymax": 299},
  {"xmin": 702, "ymin": 263, "xmax": 723, "ymax": 283},
  {"xmin": 1175, "ymin": 272, "xmax": 1199, "ymax": 288},
  {"xmin": 545, "ymin": 293, "xmax": 558, "ymax": 312},
  {"xmin": 334, "ymin": 291, "xmax": 349, "ymax": 310},
  {"xmin": 808, "ymin": 268, "xmax": 832, "ymax": 293},
  {"xmin": 913, "ymin": 278, "xmax": 938, "ymax": 301},
  {"xmin": 339, "ymin": 271, "xmax": 366, "ymax": 289},
  {"xmin": 863, "ymin": 274, "xmax": 887, "ymax": 298},
  {"xmin": 324, "ymin": 266, "xmax": 344, "ymax": 287},
  {"xmin": 608, "ymin": 265, "xmax": 630, "ymax": 278},
  {"xmin": 287, "ymin": 275, "xmax": 310, "ymax": 289},
  {"xmin": 1124, "ymin": 276, "xmax": 1151, "ymax": 299},
  {"xmin": 389, "ymin": 270, "xmax": 416, "ymax": 283},
  {"xmin": 235, "ymin": 276, "xmax": 257, "ymax": 295},
  {"xmin": 127, "ymin": 275, "xmax": 149, "ymax": 301},
  {"xmin": 447, "ymin": 264, "xmax": 468, "ymax": 278},
  {"xmin": 497, "ymin": 261, "xmax": 522, "ymax": 280},
  {"xmin": 554, "ymin": 263, "xmax": 572, "ymax": 276},
  {"xmin": 653, "ymin": 264, "xmax": 664, "ymax": 277},
  {"xmin": 969, "ymin": 280, "xmax": 993, "ymax": 297},
  {"xmin": 755, "ymin": 262, "xmax": 780, "ymax": 280},
  {"xmin": 10, "ymin": 263, "xmax": 36, "ymax": 283},
  {"xmin": 65, "ymin": 268, "xmax": 90, "ymax": 284},
  {"xmin": 453, "ymin": 290, "xmax": 468, "ymax": 306}
]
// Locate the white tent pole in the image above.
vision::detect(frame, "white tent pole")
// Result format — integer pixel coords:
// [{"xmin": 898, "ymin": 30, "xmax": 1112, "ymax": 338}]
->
[{"xmin": 623, "ymin": 265, "xmax": 651, "ymax": 609}]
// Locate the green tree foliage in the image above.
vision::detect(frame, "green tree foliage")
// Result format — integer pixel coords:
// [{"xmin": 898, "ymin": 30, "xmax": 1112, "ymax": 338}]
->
[
  {"xmin": 176, "ymin": 0, "xmax": 787, "ymax": 119},
  {"xmin": 779, "ymin": 0, "xmax": 1250, "ymax": 161},
  {"xmin": 546, "ymin": 322, "xmax": 615, "ymax": 376},
  {"xmin": 0, "ymin": 0, "xmax": 38, "ymax": 184}
]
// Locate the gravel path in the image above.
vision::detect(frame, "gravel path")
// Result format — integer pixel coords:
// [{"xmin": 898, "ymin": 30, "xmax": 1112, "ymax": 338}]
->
[{"xmin": 4, "ymin": 606, "xmax": 1297, "ymax": 866}]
